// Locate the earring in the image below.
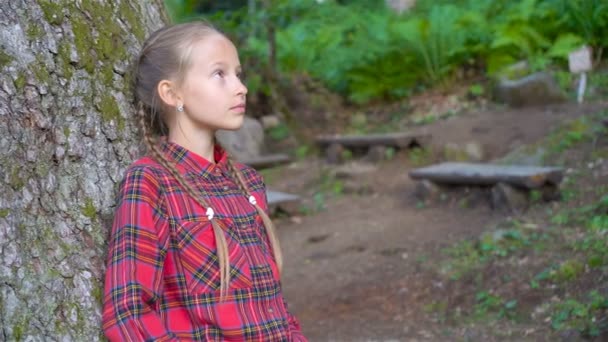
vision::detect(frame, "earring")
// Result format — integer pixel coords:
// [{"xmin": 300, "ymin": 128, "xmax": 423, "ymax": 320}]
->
[{"xmin": 176, "ymin": 103, "xmax": 184, "ymax": 112}]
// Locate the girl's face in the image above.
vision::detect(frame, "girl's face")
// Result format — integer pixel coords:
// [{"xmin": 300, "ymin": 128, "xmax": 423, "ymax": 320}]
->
[{"xmin": 175, "ymin": 34, "xmax": 247, "ymax": 132}]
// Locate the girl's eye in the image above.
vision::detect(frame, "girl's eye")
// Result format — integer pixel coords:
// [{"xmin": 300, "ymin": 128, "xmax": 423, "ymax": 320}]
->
[{"xmin": 213, "ymin": 70, "xmax": 224, "ymax": 78}]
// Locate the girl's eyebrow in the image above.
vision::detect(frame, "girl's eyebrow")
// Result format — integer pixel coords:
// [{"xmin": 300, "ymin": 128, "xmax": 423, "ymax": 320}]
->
[
  {"xmin": 209, "ymin": 61, "xmax": 226, "ymax": 67},
  {"xmin": 209, "ymin": 61, "xmax": 242, "ymax": 71}
]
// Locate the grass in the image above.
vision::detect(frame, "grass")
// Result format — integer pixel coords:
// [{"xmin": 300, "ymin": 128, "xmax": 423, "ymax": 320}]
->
[
  {"xmin": 438, "ymin": 220, "xmax": 549, "ymax": 281},
  {"xmin": 427, "ymin": 108, "xmax": 608, "ymax": 338}
]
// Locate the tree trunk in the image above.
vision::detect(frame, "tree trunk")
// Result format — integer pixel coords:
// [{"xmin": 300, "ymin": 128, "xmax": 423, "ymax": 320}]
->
[{"xmin": 0, "ymin": 1, "xmax": 166, "ymax": 340}]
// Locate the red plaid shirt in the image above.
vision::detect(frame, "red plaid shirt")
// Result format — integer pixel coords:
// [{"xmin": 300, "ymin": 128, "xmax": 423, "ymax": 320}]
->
[{"xmin": 102, "ymin": 141, "xmax": 306, "ymax": 341}]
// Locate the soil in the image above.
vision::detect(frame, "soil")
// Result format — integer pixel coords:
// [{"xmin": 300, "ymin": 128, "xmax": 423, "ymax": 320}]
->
[{"xmin": 264, "ymin": 100, "xmax": 608, "ymax": 341}]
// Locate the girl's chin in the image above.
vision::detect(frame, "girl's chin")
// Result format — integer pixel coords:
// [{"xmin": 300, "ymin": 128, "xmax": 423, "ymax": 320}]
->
[{"xmin": 220, "ymin": 115, "xmax": 245, "ymax": 131}]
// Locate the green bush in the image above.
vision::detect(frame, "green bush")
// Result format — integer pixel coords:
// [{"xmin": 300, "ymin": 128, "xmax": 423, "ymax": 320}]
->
[{"xmin": 164, "ymin": 0, "xmax": 608, "ymax": 105}]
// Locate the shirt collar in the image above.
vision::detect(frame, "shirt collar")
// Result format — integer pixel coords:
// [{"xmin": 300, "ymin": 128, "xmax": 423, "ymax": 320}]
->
[{"xmin": 159, "ymin": 139, "xmax": 228, "ymax": 178}]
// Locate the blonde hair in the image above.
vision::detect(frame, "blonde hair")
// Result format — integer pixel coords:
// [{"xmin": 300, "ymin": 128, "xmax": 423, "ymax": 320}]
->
[{"xmin": 133, "ymin": 22, "xmax": 282, "ymax": 296}]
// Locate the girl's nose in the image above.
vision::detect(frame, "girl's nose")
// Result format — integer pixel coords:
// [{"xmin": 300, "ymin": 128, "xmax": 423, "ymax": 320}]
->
[{"xmin": 236, "ymin": 77, "xmax": 247, "ymax": 96}]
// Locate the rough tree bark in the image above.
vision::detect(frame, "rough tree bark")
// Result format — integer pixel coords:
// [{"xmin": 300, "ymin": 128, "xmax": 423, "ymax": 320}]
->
[{"xmin": 0, "ymin": 1, "xmax": 167, "ymax": 340}]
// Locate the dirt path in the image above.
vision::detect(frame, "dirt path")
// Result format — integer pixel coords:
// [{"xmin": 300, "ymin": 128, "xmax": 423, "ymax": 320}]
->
[{"xmin": 268, "ymin": 102, "xmax": 607, "ymax": 341}]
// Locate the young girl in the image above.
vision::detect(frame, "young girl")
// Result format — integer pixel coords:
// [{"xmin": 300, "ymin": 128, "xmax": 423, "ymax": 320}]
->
[{"xmin": 102, "ymin": 22, "xmax": 307, "ymax": 341}]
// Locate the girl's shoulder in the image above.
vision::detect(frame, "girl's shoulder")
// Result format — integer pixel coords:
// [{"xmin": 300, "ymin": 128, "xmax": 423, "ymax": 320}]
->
[
  {"xmin": 230, "ymin": 160, "xmax": 266, "ymax": 191},
  {"xmin": 125, "ymin": 155, "xmax": 166, "ymax": 174},
  {"xmin": 118, "ymin": 156, "xmax": 168, "ymax": 187}
]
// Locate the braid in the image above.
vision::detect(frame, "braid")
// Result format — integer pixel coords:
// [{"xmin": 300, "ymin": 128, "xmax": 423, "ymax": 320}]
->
[
  {"xmin": 138, "ymin": 103, "xmax": 231, "ymax": 297},
  {"xmin": 225, "ymin": 156, "xmax": 283, "ymax": 275}
]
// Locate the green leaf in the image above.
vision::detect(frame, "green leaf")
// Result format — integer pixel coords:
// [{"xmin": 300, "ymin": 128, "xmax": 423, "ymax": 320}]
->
[
  {"xmin": 505, "ymin": 299, "xmax": 518, "ymax": 310},
  {"xmin": 547, "ymin": 34, "xmax": 585, "ymax": 59}
]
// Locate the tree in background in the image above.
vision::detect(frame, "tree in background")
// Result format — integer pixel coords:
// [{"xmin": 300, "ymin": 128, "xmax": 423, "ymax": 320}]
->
[{"xmin": 0, "ymin": 1, "xmax": 166, "ymax": 340}]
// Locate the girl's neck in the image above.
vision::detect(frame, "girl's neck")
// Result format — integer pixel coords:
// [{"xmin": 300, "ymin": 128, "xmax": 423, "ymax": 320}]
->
[{"xmin": 168, "ymin": 129, "xmax": 216, "ymax": 163}]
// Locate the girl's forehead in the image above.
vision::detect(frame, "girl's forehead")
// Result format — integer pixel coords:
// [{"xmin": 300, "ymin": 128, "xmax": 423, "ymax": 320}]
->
[{"xmin": 190, "ymin": 34, "xmax": 240, "ymax": 66}]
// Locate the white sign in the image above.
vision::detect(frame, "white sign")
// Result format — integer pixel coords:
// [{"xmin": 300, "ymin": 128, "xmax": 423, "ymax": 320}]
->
[{"xmin": 569, "ymin": 45, "xmax": 592, "ymax": 73}]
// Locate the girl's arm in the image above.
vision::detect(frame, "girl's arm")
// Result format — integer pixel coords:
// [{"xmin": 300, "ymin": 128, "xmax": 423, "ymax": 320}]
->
[
  {"xmin": 102, "ymin": 167, "xmax": 177, "ymax": 341},
  {"xmin": 283, "ymin": 298, "xmax": 308, "ymax": 341}
]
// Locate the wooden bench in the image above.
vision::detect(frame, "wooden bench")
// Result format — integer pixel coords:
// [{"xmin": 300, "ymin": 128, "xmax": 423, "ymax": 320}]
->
[
  {"xmin": 315, "ymin": 131, "xmax": 431, "ymax": 163},
  {"xmin": 409, "ymin": 162, "xmax": 564, "ymax": 213}
]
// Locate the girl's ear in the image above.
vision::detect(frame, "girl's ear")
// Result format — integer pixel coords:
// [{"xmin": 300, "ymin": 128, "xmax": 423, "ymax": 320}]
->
[{"xmin": 157, "ymin": 79, "xmax": 181, "ymax": 108}]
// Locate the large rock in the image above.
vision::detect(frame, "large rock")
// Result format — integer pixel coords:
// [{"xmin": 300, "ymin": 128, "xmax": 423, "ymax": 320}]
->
[
  {"xmin": 494, "ymin": 72, "xmax": 567, "ymax": 107},
  {"xmin": 216, "ymin": 117, "xmax": 265, "ymax": 161}
]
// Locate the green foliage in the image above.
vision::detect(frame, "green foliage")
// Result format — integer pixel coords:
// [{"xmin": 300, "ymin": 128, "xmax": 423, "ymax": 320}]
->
[
  {"xmin": 295, "ymin": 145, "xmax": 311, "ymax": 160},
  {"xmin": 0, "ymin": 49, "xmax": 13, "ymax": 68},
  {"xmin": 474, "ymin": 291, "xmax": 518, "ymax": 320},
  {"xmin": 543, "ymin": 117, "xmax": 594, "ymax": 159},
  {"xmin": 547, "ymin": 0, "xmax": 608, "ymax": 53},
  {"xmin": 384, "ymin": 147, "xmax": 396, "ymax": 160},
  {"xmin": 81, "ymin": 198, "xmax": 97, "ymax": 219},
  {"xmin": 277, "ymin": 4, "xmax": 413, "ymax": 103},
  {"xmin": 164, "ymin": 0, "xmax": 608, "ymax": 104},
  {"xmin": 267, "ymin": 123, "xmax": 290, "ymax": 141},
  {"xmin": 546, "ymin": 34, "xmax": 585, "ymax": 60},
  {"xmin": 571, "ymin": 194, "xmax": 608, "ymax": 269},
  {"xmin": 468, "ymin": 84, "xmax": 484, "ymax": 97},
  {"xmin": 398, "ymin": 5, "xmax": 469, "ymax": 83},
  {"xmin": 552, "ymin": 259, "xmax": 585, "ymax": 282},
  {"xmin": 440, "ymin": 223, "xmax": 545, "ymax": 280},
  {"xmin": 551, "ymin": 291, "xmax": 608, "ymax": 337}
]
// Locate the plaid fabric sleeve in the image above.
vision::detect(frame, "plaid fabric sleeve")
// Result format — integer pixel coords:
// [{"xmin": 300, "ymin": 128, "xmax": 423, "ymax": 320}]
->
[{"xmin": 102, "ymin": 166, "xmax": 178, "ymax": 342}]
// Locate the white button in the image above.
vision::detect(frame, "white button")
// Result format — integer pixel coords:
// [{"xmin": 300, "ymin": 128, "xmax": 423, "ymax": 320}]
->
[
  {"xmin": 268, "ymin": 308, "xmax": 273, "ymax": 313},
  {"xmin": 223, "ymin": 185, "xmax": 229, "ymax": 190},
  {"xmin": 205, "ymin": 207, "xmax": 214, "ymax": 220}
]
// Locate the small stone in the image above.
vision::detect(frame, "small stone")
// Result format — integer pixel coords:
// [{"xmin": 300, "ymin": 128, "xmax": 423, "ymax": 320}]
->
[
  {"xmin": 325, "ymin": 143, "xmax": 344, "ymax": 164},
  {"xmin": 332, "ymin": 162, "xmax": 377, "ymax": 179},
  {"xmin": 540, "ymin": 184, "xmax": 561, "ymax": 201},
  {"xmin": 26, "ymin": 149, "xmax": 37, "ymax": 162},
  {"xmin": 260, "ymin": 115, "xmax": 281, "ymax": 129},
  {"xmin": 559, "ymin": 329, "xmax": 581, "ymax": 340},
  {"xmin": 290, "ymin": 216, "xmax": 302, "ymax": 224},
  {"xmin": 54, "ymin": 146, "xmax": 65, "ymax": 160},
  {"xmin": 464, "ymin": 142, "xmax": 484, "ymax": 162},
  {"xmin": 342, "ymin": 180, "xmax": 373, "ymax": 195},
  {"xmin": 491, "ymin": 182, "xmax": 529, "ymax": 214},
  {"xmin": 444, "ymin": 142, "xmax": 484, "ymax": 162},
  {"xmin": 364, "ymin": 145, "xmax": 388, "ymax": 163},
  {"xmin": 413, "ymin": 180, "xmax": 441, "ymax": 201}
]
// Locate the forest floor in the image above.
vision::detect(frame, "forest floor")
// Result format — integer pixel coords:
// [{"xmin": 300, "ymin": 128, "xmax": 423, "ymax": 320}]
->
[{"xmin": 262, "ymin": 98, "xmax": 608, "ymax": 341}]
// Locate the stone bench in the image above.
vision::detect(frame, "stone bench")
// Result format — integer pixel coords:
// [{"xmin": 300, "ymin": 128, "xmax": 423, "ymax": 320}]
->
[
  {"xmin": 315, "ymin": 131, "xmax": 431, "ymax": 163},
  {"xmin": 241, "ymin": 153, "xmax": 292, "ymax": 169},
  {"xmin": 409, "ymin": 162, "xmax": 564, "ymax": 213},
  {"xmin": 267, "ymin": 190, "xmax": 300, "ymax": 215}
]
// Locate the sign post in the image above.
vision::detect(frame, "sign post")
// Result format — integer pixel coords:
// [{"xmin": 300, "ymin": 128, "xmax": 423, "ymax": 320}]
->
[{"xmin": 568, "ymin": 46, "xmax": 592, "ymax": 104}]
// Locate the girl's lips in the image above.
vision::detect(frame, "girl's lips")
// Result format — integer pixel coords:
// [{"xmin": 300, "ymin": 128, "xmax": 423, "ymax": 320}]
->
[{"xmin": 230, "ymin": 104, "xmax": 246, "ymax": 113}]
